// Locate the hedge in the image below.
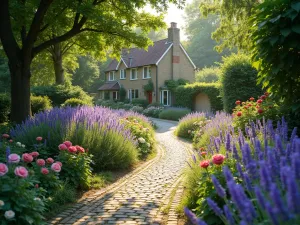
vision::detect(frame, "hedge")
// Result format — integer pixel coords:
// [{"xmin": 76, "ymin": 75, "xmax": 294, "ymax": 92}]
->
[
  {"xmin": 174, "ymin": 82, "xmax": 223, "ymax": 111},
  {"xmin": 31, "ymin": 95, "xmax": 52, "ymax": 115}
]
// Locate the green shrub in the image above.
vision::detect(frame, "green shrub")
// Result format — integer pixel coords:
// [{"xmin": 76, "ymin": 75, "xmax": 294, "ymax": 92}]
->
[
  {"xmin": 159, "ymin": 108, "xmax": 191, "ymax": 121},
  {"xmin": 148, "ymin": 102, "xmax": 163, "ymax": 107},
  {"xmin": 131, "ymin": 99, "xmax": 149, "ymax": 108},
  {"xmin": 61, "ymin": 98, "xmax": 92, "ymax": 107},
  {"xmin": 220, "ymin": 53, "xmax": 262, "ymax": 112},
  {"xmin": 130, "ymin": 106, "xmax": 144, "ymax": 113},
  {"xmin": 31, "ymin": 85, "xmax": 93, "ymax": 106},
  {"xmin": 175, "ymin": 112, "xmax": 207, "ymax": 139},
  {"xmin": 0, "ymin": 93, "xmax": 10, "ymax": 123},
  {"xmin": 142, "ymin": 106, "xmax": 163, "ymax": 118},
  {"xmin": 31, "ymin": 95, "xmax": 52, "ymax": 115},
  {"xmin": 196, "ymin": 67, "xmax": 220, "ymax": 83},
  {"xmin": 175, "ymin": 82, "xmax": 223, "ymax": 111}
]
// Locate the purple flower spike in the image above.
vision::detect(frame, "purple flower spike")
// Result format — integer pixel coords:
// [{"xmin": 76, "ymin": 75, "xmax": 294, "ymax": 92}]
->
[
  {"xmin": 232, "ymin": 144, "xmax": 240, "ymax": 160},
  {"xmin": 275, "ymin": 134, "xmax": 284, "ymax": 156},
  {"xmin": 286, "ymin": 172, "xmax": 300, "ymax": 214},
  {"xmin": 254, "ymin": 186, "xmax": 267, "ymax": 210},
  {"xmin": 265, "ymin": 202, "xmax": 280, "ymax": 225},
  {"xmin": 270, "ymin": 183, "xmax": 289, "ymax": 220},
  {"xmin": 236, "ymin": 163, "xmax": 245, "ymax": 180},
  {"xmin": 291, "ymin": 153, "xmax": 300, "ymax": 179},
  {"xmin": 223, "ymin": 166, "xmax": 234, "ymax": 183},
  {"xmin": 6, "ymin": 146, "xmax": 11, "ymax": 163},
  {"xmin": 184, "ymin": 207, "xmax": 207, "ymax": 225},
  {"xmin": 223, "ymin": 205, "xmax": 235, "ymax": 225},
  {"xmin": 242, "ymin": 143, "xmax": 252, "ymax": 166},
  {"xmin": 192, "ymin": 154, "xmax": 196, "ymax": 163},
  {"xmin": 211, "ymin": 175, "xmax": 226, "ymax": 198},
  {"xmin": 240, "ymin": 221, "xmax": 248, "ymax": 225},
  {"xmin": 206, "ymin": 198, "xmax": 223, "ymax": 217},
  {"xmin": 243, "ymin": 173, "xmax": 253, "ymax": 192},
  {"xmin": 259, "ymin": 161, "xmax": 272, "ymax": 191},
  {"xmin": 225, "ymin": 132, "xmax": 231, "ymax": 151}
]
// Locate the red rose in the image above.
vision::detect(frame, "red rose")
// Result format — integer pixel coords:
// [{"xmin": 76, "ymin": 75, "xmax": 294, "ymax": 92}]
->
[
  {"xmin": 248, "ymin": 104, "xmax": 252, "ymax": 107},
  {"xmin": 257, "ymin": 108, "xmax": 264, "ymax": 114},
  {"xmin": 257, "ymin": 99, "xmax": 263, "ymax": 104},
  {"xmin": 235, "ymin": 100, "xmax": 241, "ymax": 105},
  {"xmin": 244, "ymin": 106, "xmax": 249, "ymax": 109},
  {"xmin": 237, "ymin": 111, "xmax": 242, "ymax": 117},
  {"xmin": 30, "ymin": 151, "xmax": 39, "ymax": 158},
  {"xmin": 201, "ymin": 151, "xmax": 207, "ymax": 156},
  {"xmin": 68, "ymin": 146, "xmax": 77, "ymax": 154},
  {"xmin": 2, "ymin": 134, "xmax": 9, "ymax": 139},
  {"xmin": 249, "ymin": 97, "xmax": 255, "ymax": 101},
  {"xmin": 22, "ymin": 153, "xmax": 33, "ymax": 163},
  {"xmin": 200, "ymin": 160, "xmax": 210, "ymax": 168},
  {"xmin": 36, "ymin": 136, "xmax": 43, "ymax": 142},
  {"xmin": 212, "ymin": 154, "xmax": 225, "ymax": 165},
  {"xmin": 260, "ymin": 95, "xmax": 267, "ymax": 100},
  {"xmin": 75, "ymin": 145, "xmax": 85, "ymax": 153},
  {"xmin": 46, "ymin": 158, "xmax": 54, "ymax": 164}
]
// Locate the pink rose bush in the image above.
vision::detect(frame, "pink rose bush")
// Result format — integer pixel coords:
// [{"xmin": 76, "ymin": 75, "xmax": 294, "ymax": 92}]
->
[
  {"xmin": 14, "ymin": 166, "xmax": 28, "ymax": 178},
  {"xmin": 0, "ymin": 163, "xmax": 8, "ymax": 176}
]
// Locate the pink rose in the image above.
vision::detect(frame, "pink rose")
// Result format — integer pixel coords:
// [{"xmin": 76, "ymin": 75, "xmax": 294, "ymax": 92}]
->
[
  {"xmin": 56, "ymin": 161, "xmax": 62, "ymax": 167},
  {"xmin": 63, "ymin": 141, "xmax": 72, "ymax": 148},
  {"xmin": 212, "ymin": 154, "xmax": 225, "ymax": 165},
  {"xmin": 68, "ymin": 146, "xmax": 77, "ymax": 154},
  {"xmin": 200, "ymin": 160, "xmax": 210, "ymax": 168},
  {"xmin": 36, "ymin": 137, "xmax": 43, "ymax": 141},
  {"xmin": 30, "ymin": 152, "xmax": 39, "ymax": 158},
  {"xmin": 22, "ymin": 153, "xmax": 33, "ymax": 163},
  {"xmin": 14, "ymin": 166, "xmax": 28, "ymax": 178},
  {"xmin": 58, "ymin": 144, "xmax": 68, "ymax": 151},
  {"xmin": 46, "ymin": 158, "xmax": 54, "ymax": 164},
  {"xmin": 2, "ymin": 134, "xmax": 9, "ymax": 139},
  {"xmin": 75, "ymin": 145, "xmax": 85, "ymax": 153},
  {"xmin": 8, "ymin": 154, "xmax": 20, "ymax": 163},
  {"xmin": 51, "ymin": 163, "xmax": 61, "ymax": 172},
  {"xmin": 36, "ymin": 159, "xmax": 45, "ymax": 167},
  {"xmin": 41, "ymin": 168, "xmax": 49, "ymax": 175},
  {"xmin": 9, "ymin": 140, "xmax": 13, "ymax": 143},
  {"xmin": 0, "ymin": 163, "xmax": 8, "ymax": 176}
]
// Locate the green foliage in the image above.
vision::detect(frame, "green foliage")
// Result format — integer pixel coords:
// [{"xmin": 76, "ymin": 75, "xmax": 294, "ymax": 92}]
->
[
  {"xmin": 95, "ymin": 100, "xmax": 133, "ymax": 110},
  {"xmin": 220, "ymin": 53, "xmax": 262, "ymax": 112},
  {"xmin": 61, "ymin": 98, "xmax": 92, "ymax": 107},
  {"xmin": 119, "ymin": 87, "xmax": 127, "ymax": 102},
  {"xmin": 159, "ymin": 108, "xmax": 191, "ymax": 121},
  {"xmin": 30, "ymin": 96, "xmax": 52, "ymax": 115},
  {"xmin": 165, "ymin": 79, "xmax": 189, "ymax": 92},
  {"xmin": 196, "ymin": 67, "xmax": 221, "ymax": 83},
  {"xmin": 72, "ymin": 56, "xmax": 101, "ymax": 92},
  {"xmin": 175, "ymin": 83, "xmax": 223, "ymax": 111},
  {"xmin": 0, "ymin": 57, "xmax": 10, "ymax": 93},
  {"xmin": 131, "ymin": 99, "xmax": 149, "ymax": 108},
  {"xmin": 0, "ymin": 93, "xmax": 11, "ymax": 123},
  {"xmin": 142, "ymin": 106, "xmax": 163, "ymax": 118},
  {"xmin": 232, "ymin": 94, "xmax": 281, "ymax": 130},
  {"xmin": 200, "ymin": 0, "xmax": 259, "ymax": 52},
  {"xmin": 90, "ymin": 172, "xmax": 114, "ymax": 189},
  {"xmin": 130, "ymin": 106, "xmax": 144, "ymax": 114},
  {"xmin": 143, "ymin": 79, "xmax": 154, "ymax": 92},
  {"xmin": 251, "ymin": 0, "xmax": 300, "ymax": 116},
  {"xmin": 31, "ymin": 85, "xmax": 93, "ymax": 106},
  {"xmin": 184, "ymin": 1, "xmax": 231, "ymax": 67},
  {"xmin": 175, "ymin": 115, "xmax": 208, "ymax": 139},
  {"xmin": 57, "ymin": 149, "xmax": 93, "ymax": 190}
]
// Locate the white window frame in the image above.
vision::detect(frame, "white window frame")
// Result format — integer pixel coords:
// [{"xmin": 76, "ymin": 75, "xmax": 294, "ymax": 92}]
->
[
  {"xmin": 160, "ymin": 90, "xmax": 171, "ymax": 106},
  {"xmin": 128, "ymin": 89, "xmax": 139, "ymax": 101},
  {"xmin": 112, "ymin": 91, "xmax": 118, "ymax": 100},
  {"xmin": 120, "ymin": 69, "xmax": 126, "ymax": 79},
  {"xmin": 108, "ymin": 71, "xmax": 115, "ymax": 81},
  {"xmin": 130, "ymin": 68, "xmax": 138, "ymax": 80},
  {"xmin": 143, "ymin": 66, "xmax": 151, "ymax": 79}
]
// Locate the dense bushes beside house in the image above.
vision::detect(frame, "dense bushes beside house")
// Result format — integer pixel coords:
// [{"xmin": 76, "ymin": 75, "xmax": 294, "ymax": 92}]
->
[
  {"xmin": 175, "ymin": 82, "xmax": 223, "ymax": 111},
  {"xmin": 61, "ymin": 98, "xmax": 92, "ymax": 107},
  {"xmin": 195, "ymin": 67, "xmax": 221, "ymax": 83},
  {"xmin": 31, "ymin": 85, "xmax": 93, "ymax": 106},
  {"xmin": 131, "ymin": 99, "xmax": 149, "ymax": 108},
  {"xmin": 31, "ymin": 95, "xmax": 52, "ymax": 115},
  {"xmin": 220, "ymin": 53, "xmax": 262, "ymax": 112},
  {"xmin": 158, "ymin": 108, "xmax": 191, "ymax": 121}
]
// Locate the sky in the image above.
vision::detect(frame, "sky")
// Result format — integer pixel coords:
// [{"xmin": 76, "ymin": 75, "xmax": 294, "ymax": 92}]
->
[{"xmin": 145, "ymin": 0, "xmax": 194, "ymax": 40}]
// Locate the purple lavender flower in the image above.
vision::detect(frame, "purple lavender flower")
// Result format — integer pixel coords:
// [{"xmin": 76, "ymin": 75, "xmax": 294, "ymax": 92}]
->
[
  {"xmin": 232, "ymin": 144, "xmax": 240, "ymax": 160},
  {"xmin": 290, "ymin": 127, "xmax": 297, "ymax": 143},
  {"xmin": 275, "ymin": 134, "xmax": 284, "ymax": 156},
  {"xmin": 243, "ymin": 173, "xmax": 253, "ymax": 192},
  {"xmin": 254, "ymin": 186, "xmax": 266, "ymax": 210},
  {"xmin": 223, "ymin": 166, "xmax": 234, "ymax": 183},
  {"xmin": 184, "ymin": 207, "xmax": 207, "ymax": 225},
  {"xmin": 211, "ymin": 175, "xmax": 226, "ymax": 198},
  {"xmin": 225, "ymin": 132, "xmax": 231, "ymax": 151},
  {"xmin": 242, "ymin": 143, "xmax": 252, "ymax": 166},
  {"xmin": 286, "ymin": 172, "xmax": 300, "ymax": 214},
  {"xmin": 267, "ymin": 148, "xmax": 279, "ymax": 179},
  {"xmin": 206, "ymin": 198, "xmax": 223, "ymax": 217},
  {"xmin": 6, "ymin": 146, "xmax": 10, "ymax": 163},
  {"xmin": 259, "ymin": 161, "xmax": 272, "ymax": 191},
  {"xmin": 236, "ymin": 163, "xmax": 245, "ymax": 180},
  {"xmin": 192, "ymin": 154, "xmax": 196, "ymax": 163},
  {"xmin": 291, "ymin": 153, "xmax": 300, "ymax": 179},
  {"xmin": 223, "ymin": 205, "xmax": 235, "ymax": 225},
  {"xmin": 270, "ymin": 183, "xmax": 289, "ymax": 220}
]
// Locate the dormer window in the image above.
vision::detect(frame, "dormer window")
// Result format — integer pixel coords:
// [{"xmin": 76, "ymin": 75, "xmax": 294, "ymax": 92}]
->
[
  {"xmin": 109, "ymin": 71, "xmax": 115, "ymax": 81},
  {"xmin": 143, "ymin": 66, "xmax": 151, "ymax": 79}
]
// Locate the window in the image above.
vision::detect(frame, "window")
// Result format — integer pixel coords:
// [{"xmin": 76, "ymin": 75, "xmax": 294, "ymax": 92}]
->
[
  {"xmin": 130, "ymin": 68, "xmax": 137, "ymax": 80},
  {"xmin": 108, "ymin": 71, "xmax": 115, "ymax": 81},
  {"xmin": 160, "ymin": 90, "xmax": 171, "ymax": 106},
  {"xmin": 112, "ymin": 91, "xmax": 118, "ymax": 100},
  {"xmin": 128, "ymin": 89, "xmax": 139, "ymax": 101},
  {"xmin": 143, "ymin": 66, "xmax": 151, "ymax": 79},
  {"xmin": 120, "ymin": 69, "xmax": 126, "ymax": 79}
]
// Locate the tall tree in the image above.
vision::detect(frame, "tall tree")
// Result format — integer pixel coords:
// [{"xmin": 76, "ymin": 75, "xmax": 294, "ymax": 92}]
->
[
  {"xmin": 0, "ymin": 0, "xmax": 184, "ymax": 123},
  {"xmin": 183, "ymin": 0, "xmax": 231, "ymax": 68},
  {"xmin": 200, "ymin": 0, "xmax": 260, "ymax": 52}
]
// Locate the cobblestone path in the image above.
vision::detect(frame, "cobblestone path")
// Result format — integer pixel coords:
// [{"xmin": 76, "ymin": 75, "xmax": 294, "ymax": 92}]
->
[{"xmin": 50, "ymin": 119, "xmax": 190, "ymax": 225}]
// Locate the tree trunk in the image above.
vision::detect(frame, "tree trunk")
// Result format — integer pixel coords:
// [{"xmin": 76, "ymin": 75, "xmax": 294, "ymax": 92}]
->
[
  {"xmin": 52, "ymin": 43, "xmax": 65, "ymax": 85},
  {"xmin": 9, "ymin": 61, "xmax": 32, "ymax": 123}
]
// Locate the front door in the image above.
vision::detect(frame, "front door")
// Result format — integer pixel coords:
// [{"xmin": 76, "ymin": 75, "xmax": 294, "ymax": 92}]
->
[{"xmin": 148, "ymin": 92, "xmax": 152, "ymax": 104}]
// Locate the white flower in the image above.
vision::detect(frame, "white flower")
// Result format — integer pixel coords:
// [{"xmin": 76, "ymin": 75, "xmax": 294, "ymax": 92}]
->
[
  {"xmin": 16, "ymin": 142, "xmax": 21, "ymax": 147},
  {"xmin": 4, "ymin": 210, "xmax": 15, "ymax": 220},
  {"xmin": 138, "ymin": 137, "xmax": 146, "ymax": 144},
  {"xmin": 146, "ymin": 143, "xmax": 151, "ymax": 148},
  {"xmin": 34, "ymin": 197, "xmax": 41, "ymax": 201},
  {"xmin": 21, "ymin": 144, "xmax": 25, "ymax": 148},
  {"xmin": 0, "ymin": 200, "xmax": 4, "ymax": 207}
]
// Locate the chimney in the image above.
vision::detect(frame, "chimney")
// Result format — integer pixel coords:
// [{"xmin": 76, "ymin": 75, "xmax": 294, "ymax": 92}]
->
[
  {"xmin": 168, "ymin": 22, "xmax": 180, "ymax": 45},
  {"xmin": 168, "ymin": 22, "xmax": 181, "ymax": 80}
]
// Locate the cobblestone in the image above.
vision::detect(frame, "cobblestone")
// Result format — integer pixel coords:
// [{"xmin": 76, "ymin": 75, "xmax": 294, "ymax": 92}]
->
[{"xmin": 49, "ymin": 119, "xmax": 189, "ymax": 225}]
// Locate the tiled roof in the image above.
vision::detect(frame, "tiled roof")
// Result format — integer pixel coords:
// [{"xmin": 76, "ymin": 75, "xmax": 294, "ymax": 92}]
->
[
  {"xmin": 105, "ymin": 39, "xmax": 172, "ymax": 72},
  {"xmin": 98, "ymin": 81, "xmax": 120, "ymax": 91}
]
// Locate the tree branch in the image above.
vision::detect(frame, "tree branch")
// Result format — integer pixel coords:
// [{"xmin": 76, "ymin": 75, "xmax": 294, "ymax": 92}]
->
[{"xmin": 0, "ymin": 0, "xmax": 21, "ymax": 61}]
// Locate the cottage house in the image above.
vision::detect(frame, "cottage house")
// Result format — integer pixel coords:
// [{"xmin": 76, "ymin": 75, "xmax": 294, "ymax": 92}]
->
[{"xmin": 98, "ymin": 22, "xmax": 196, "ymax": 106}]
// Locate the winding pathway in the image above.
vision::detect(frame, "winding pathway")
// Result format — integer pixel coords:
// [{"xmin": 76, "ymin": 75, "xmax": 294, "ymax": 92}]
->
[{"xmin": 49, "ymin": 119, "xmax": 190, "ymax": 225}]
